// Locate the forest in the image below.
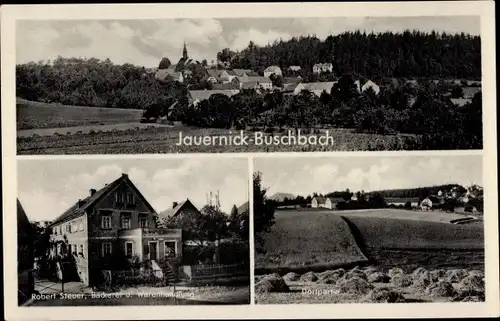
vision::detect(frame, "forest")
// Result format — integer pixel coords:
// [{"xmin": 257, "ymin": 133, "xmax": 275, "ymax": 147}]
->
[{"xmin": 219, "ymin": 31, "xmax": 481, "ymax": 80}]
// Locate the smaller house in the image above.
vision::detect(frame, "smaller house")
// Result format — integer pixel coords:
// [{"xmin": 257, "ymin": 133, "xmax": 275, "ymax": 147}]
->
[
  {"xmin": 212, "ymin": 82, "xmax": 240, "ymax": 90},
  {"xmin": 420, "ymin": 197, "xmax": 433, "ymax": 211},
  {"xmin": 462, "ymin": 87, "xmax": 481, "ymax": 99},
  {"xmin": 233, "ymin": 69, "xmax": 257, "ymax": 78},
  {"xmin": 264, "ymin": 65, "xmax": 283, "ymax": 78},
  {"xmin": 311, "ymin": 196, "xmax": 342, "ymax": 209},
  {"xmin": 450, "ymin": 98, "xmax": 472, "ymax": 107},
  {"xmin": 239, "ymin": 76, "xmax": 272, "ymax": 90},
  {"xmin": 385, "ymin": 197, "xmax": 420, "ymax": 207},
  {"xmin": 159, "ymin": 199, "xmax": 201, "ymax": 222},
  {"xmin": 288, "ymin": 66, "xmax": 301, "ymax": 72},
  {"xmin": 312, "ymin": 63, "xmax": 333, "ymax": 74},
  {"xmin": 219, "ymin": 70, "xmax": 238, "ymax": 84},
  {"xmin": 361, "ymin": 80, "xmax": 380, "ymax": 95},
  {"xmin": 206, "ymin": 70, "xmax": 221, "ymax": 83},
  {"xmin": 155, "ymin": 69, "xmax": 184, "ymax": 83},
  {"xmin": 301, "ymin": 82, "xmax": 336, "ymax": 97}
]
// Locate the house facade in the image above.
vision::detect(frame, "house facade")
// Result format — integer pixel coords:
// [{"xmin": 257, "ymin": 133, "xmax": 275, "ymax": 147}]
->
[
  {"xmin": 240, "ymin": 76, "xmax": 272, "ymax": 90},
  {"xmin": 311, "ymin": 196, "xmax": 341, "ymax": 209},
  {"xmin": 49, "ymin": 173, "xmax": 182, "ymax": 286},
  {"xmin": 385, "ymin": 197, "xmax": 420, "ymax": 207},
  {"xmin": 313, "ymin": 63, "xmax": 333, "ymax": 74}
]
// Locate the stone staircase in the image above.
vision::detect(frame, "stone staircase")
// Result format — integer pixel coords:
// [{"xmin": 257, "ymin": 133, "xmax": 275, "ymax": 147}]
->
[{"xmin": 151, "ymin": 260, "xmax": 178, "ymax": 285}]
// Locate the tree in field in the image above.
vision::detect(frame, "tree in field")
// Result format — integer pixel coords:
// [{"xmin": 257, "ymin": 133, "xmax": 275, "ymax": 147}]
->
[
  {"xmin": 229, "ymin": 205, "xmax": 239, "ymax": 221},
  {"xmin": 158, "ymin": 57, "xmax": 171, "ymax": 69},
  {"xmin": 253, "ymin": 172, "xmax": 276, "ymax": 253}
]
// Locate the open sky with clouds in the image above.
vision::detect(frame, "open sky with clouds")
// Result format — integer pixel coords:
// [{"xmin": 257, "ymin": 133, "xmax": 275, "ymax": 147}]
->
[
  {"xmin": 255, "ymin": 155, "xmax": 482, "ymax": 197},
  {"xmin": 18, "ymin": 158, "xmax": 248, "ymax": 222},
  {"xmin": 17, "ymin": 16, "xmax": 480, "ymax": 68}
]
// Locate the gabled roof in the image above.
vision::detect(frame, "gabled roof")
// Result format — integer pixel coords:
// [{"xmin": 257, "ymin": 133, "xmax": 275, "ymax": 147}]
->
[
  {"xmin": 450, "ymin": 98, "xmax": 472, "ymax": 107},
  {"xmin": 303, "ymin": 81, "xmax": 336, "ymax": 92},
  {"xmin": 223, "ymin": 69, "xmax": 237, "ymax": 76},
  {"xmin": 155, "ymin": 69, "xmax": 182, "ymax": 81},
  {"xmin": 264, "ymin": 65, "xmax": 281, "ymax": 73},
  {"xmin": 158, "ymin": 198, "xmax": 200, "ymax": 219},
  {"xmin": 17, "ymin": 199, "xmax": 32, "ymax": 231},
  {"xmin": 212, "ymin": 83, "xmax": 240, "ymax": 90},
  {"xmin": 313, "ymin": 196, "xmax": 327, "ymax": 204},
  {"xmin": 240, "ymin": 76, "xmax": 272, "ymax": 84},
  {"xmin": 237, "ymin": 201, "xmax": 249, "ymax": 215},
  {"xmin": 233, "ymin": 69, "xmax": 254, "ymax": 77},
  {"xmin": 282, "ymin": 82, "xmax": 301, "ymax": 93},
  {"xmin": 207, "ymin": 69, "xmax": 221, "ymax": 78},
  {"xmin": 49, "ymin": 173, "xmax": 157, "ymax": 227},
  {"xmin": 189, "ymin": 89, "xmax": 240, "ymax": 102}
]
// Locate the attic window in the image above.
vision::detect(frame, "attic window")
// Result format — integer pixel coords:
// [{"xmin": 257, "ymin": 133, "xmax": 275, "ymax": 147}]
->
[
  {"xmin": 127, "ymin": 193, "xmax": 135, "ymax": 205},
  {"xmin": 115, "ymin": 192, "xmax": 124, "ymax": 203}
]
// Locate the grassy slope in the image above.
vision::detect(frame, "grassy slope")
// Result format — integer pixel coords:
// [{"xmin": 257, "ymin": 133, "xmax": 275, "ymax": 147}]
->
[
  {"xmin": 255, "ymin": 211, "xmax": 368, "ymax": 272},
  {"xmin": 16, "ymin": 98, "xmax": 143, "ymax": 130}
]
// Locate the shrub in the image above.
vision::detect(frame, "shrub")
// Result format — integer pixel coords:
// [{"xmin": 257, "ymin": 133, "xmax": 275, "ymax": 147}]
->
[
  {"xmin": 317, "ymin": 270, "xmax": 344, "ymax": 284},
  {"xmin": 283, "ymin": 272, "xmax": 300, "ymax": 282},
  {"xmin": 343, "ymin": 269, "xmax": 367, "ymax": 281},
  {"xmin": 367, "ymin": 271, "xmax": 390, "ymax": 283},
  {"xmin": 429, "ymin": 268, "xmax": 447, "ymax": 280},
  {"xmin": 446, "ymin": 269, "xmax": 469, "ymax": 283},
  {"xmin": 388, "ymin": 268, "xmax": 404, "ymax": 278},
  {"xmin": 300, "ymin": 271, "xmax": 318, "ymax": 282},
  {"xmin": 390, "ymin": 274, "xmax": 412, "ymax": 287}
]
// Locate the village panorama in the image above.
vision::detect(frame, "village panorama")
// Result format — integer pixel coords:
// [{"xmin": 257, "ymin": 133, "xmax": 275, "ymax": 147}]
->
[
  {"xmin": 17, "ymin": 158, "xmax": 250, "ymax": 306},
  {"xmin": 253, "ymin": 155, "xmax": 485, "ymax": 304},
  {"xmin": 16, "ymin": 17, "xmax": 482, "ymax": 154}
]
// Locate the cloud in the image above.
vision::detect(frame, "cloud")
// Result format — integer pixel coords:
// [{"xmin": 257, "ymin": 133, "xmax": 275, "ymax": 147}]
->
[{"xmin": 228, "ymin": 28, "xmax": 292, "ymax": 50}]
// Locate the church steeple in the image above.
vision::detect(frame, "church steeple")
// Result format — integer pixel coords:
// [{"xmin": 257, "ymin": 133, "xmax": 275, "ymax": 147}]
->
[{"xmin": 182, "ymin": 42, "xmax": 188, "ymax": 59}]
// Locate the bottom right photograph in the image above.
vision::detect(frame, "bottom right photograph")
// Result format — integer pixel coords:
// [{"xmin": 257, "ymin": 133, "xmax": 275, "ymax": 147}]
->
[{"xmin": 253, "ymin": 154, "xmax": 485, "ymax": 304}]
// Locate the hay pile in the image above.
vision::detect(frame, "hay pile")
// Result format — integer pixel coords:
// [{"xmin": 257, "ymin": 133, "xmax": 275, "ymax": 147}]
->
[
  {"xmin": 388, "ymin": 268, "xmax": 404, "ymax": 278},
  {"xmin": 390, "ymin": 273, "xmax": 413, "ymax": 287},
  {"xmin": 364, "ymin": 266, "xmax": 379, "ymax": 275},
  {"xmin": 425, "ymin": 280, "xmax": 457, "ymax": 297},
  {"xmin": 367, "ymin": 271, "xmax": 390, "ymax": 283},
  {"xmin": 446, "ymin": 269, "xmax": 469, "ymax": 283},
  {"xmin": 343, "ymin": 268, "xmax": 368, "ymax": 281},
  {"xmin": 411, "ymin": 267, "xmax": 428, "ymax": 280},
  {"xmin": 365, "ymin": 287, "xmax": 406, "ymax": 303},
  {"xmin": 317, "ymin": 269, "xmax": 345, "ymax": 284},
  {"xmin": 283, "ymin": 272, "xmax": 300, "ymax": 282},
  {"xmin": 456, "ymin": 274, "xmax": 485, "ymax": 295},
  {"xmin": 255, "ymin": 274, "xmax": 290, "ymax": 293},
  {"xmin": 300, "ymin": 271, "xmax": 318, "ymax": 282},
  {"xmin": 467, "ymin": 269, "xmax": 485, "ymax": 278},
  {"xmin": 336, "ymin": 276, "xmax": 374, "ymax": 295},
  {"xmin": 429, "ymin": 268, "xmax": 447, "ymax": 280},
  {"xmin": 412, "ymin": 278, "xmax": 431, "ymax": 291}
]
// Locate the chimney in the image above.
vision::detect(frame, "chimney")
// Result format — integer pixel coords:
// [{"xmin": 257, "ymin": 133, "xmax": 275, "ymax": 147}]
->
[
  {"xmin": 122, "ymin": 173, "xmax": 128, "ymax": 178},
  {"xmin": 172, "ymin": 202, "xmax": 178, "ymax": 208},
  {"xmin": 90, "ymin": 189, "xmax": 96, "ymax": 196},
  {"xmin": 77, "ymin": 199, "xmax": 85, "ymax": 208}
]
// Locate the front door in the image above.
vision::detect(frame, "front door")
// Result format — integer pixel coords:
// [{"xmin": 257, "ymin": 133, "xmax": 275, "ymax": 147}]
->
[{"xmin": 149, "ymin": 242, "xmax": 158, "ymax": 261}]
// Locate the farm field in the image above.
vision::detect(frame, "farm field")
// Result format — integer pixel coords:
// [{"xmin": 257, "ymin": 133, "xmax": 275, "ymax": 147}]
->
[
  {"xmin": 16, "ymin": 98, "xmax": 143, "ymax": 130},
  {"xmin": 256, "ymin": 209, "xmax": 484, "ymax": 275},
  {"xmin": 17, "ymin": 126, "xmax": 418, "ymax": 154},
  {"xmin": 255, "ymin": 212, "xmax": 369, "ymax": 273}
]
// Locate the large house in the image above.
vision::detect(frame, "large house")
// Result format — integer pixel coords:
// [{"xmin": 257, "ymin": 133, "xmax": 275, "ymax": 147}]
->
[
  {"xmin": 355, "ymin": 79, "xmax": 380, "ymax": 95},
  {"xmin": 48, "ymin": 173, "xmax": 182, "ymax": 286},
  {"xmin": 285, "ymin": 82, "xmax": 336, "ymax": 97},
  {"xmin": 311, "ymin": 196, "xmax": 343, "ymax": 209},
  {"xmin": 155, "ymin": 69, "xmax": 184, "ymax": 83},
  {"xmin": 313, "ymin": 63, "xmax": 333, "ymax": 74},
  {"xmin": 264, "ymin": 65, "xmax": 282, "ymax": 78},
  {"xmin": 239, "ymin": 76, "xmax": 273, "ymax": 90},
  {"xmin": 188, "ymin": 89, "xmax": 240, "ymax": 106}
]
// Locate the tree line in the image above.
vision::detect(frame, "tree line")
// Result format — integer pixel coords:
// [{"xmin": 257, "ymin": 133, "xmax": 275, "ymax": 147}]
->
[{"xmin": 219, "ymin": 30, "xmax": 481, "ymax": 79}]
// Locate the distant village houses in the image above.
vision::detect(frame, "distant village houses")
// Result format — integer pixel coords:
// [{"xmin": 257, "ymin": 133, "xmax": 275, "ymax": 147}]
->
[
  {"xmin": 310, "ymin": 196, "xmax": 343, "ymax": 209},
  {"xmin": 312, "ymin": 63, "xmax": 333, "ymax": 74},
  {"xmin": 263, "ymin": 65, "xmax": 283, "ymax": 78}
]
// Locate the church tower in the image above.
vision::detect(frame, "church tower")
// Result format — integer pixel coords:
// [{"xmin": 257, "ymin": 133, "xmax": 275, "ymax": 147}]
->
[{"xmin": 182, "ymin": 42, "xmax": 188, "ymax": 59}]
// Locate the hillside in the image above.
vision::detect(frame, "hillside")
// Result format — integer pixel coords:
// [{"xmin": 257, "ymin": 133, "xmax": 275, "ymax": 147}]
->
[
  {"xmin": 268, "ymin": 193, "xmax": 296, "ymax": 202},
  {"xmin": 370, "ymin": 184, "xmax": 467, "ymax": 198}
]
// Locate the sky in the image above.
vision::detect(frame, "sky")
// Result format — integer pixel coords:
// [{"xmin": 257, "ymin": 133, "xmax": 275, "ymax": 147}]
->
[
  {"xmin": 16, "ymin": 16, "xmax": 480, "ymax": 68},
  {"xmin": 254, "ymin": 155, "xmax": 483, "ymax": 197},
  {"xmin": 18, "ymin": 158, "xmax": 248, "ymax": 222}
]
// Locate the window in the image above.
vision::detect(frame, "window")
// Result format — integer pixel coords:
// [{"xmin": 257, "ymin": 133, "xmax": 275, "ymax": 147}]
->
[
  {"xmin": 115, "ymin": 192, "xmax": 124, "ymax": 203},
  {"xmin": 67, "ymin": 223, "xmax": 72, "ymax": 233},
  {"xmin": 59, "ymin": 226, "xmax": 62, "ymax": 235},
  {"xmin": 79, "ymin": 244, "xmax": 84, "ymax": 257},
  {"xmin": 127, "ymin": 193, "xmax": 135, "ymax": 205},
  {"xmin": 101, "ymin": 243, "xmax": 112, "ymax": 257},
  {"xmin": 53, "ymin": 227, "xmax": 57, "ymax": 235},
  {"xmin": 139, "ymin": 216, "xmax": 148, "ymax": 228},
  {"xmin": 121, "ymin": 214, "xmax": 131, "ymax": 229},
  {"xmin": 101, "ymin": 216, "xmax": 112, "ymax": 229},
  {"xmin": 125, "ymin": 242, "xmax": 133, "ymax": 258},
  {"xmin": 164, "ymin": 241, "xmax": 176, "ymax": 257}
]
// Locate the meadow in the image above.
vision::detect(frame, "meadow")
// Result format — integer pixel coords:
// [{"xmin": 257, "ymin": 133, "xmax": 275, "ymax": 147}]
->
[
  {"xmin": 17, "ymin": 125, "xmax": 417, "ymax": 154},
  {"xmin": 16, "ymin": 98, "xmax": 143, "ymax": 130}
]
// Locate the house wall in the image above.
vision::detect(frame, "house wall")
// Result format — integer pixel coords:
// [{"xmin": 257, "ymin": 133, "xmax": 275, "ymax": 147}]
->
[
  {"xmin": 311, "ymin": 199, "xmax": 318, "ymax": 208},
  {"xmin": 324, "ymin": 199, "xmax": 333, "ymax": 209}
]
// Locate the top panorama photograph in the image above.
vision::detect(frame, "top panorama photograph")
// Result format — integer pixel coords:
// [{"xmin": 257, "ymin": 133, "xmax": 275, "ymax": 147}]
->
[{"xmin": 16, "ymin": 16, "xmax": 482, "ymax": 155}]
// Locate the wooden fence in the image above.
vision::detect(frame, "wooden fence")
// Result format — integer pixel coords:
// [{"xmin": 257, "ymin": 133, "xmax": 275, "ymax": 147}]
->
[{"xmin": 181, "ymin": 263, "xmax": 248, "ymax": 283}]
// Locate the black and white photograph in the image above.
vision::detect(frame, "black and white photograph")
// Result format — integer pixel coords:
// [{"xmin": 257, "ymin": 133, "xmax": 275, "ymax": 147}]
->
[
  {"xmin": 253, "ymin": 155, "xmax": 485, "ymax": 304},
  {"xmin": 16, "ymin": 16, "xmax": 483, "ymax": 154},
  {"xmin": 17, "ymin": 157, "xmax": 250, "ymax": 306}
]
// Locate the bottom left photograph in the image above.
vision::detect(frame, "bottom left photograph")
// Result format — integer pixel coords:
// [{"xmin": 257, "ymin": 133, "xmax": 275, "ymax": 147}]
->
[{"xmin": 16, "ymin": 157, "xmax": 250, "ymax": 306}]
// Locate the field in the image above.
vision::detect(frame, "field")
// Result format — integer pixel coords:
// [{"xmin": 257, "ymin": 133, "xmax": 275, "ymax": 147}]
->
[
  {"xmin": 255, "ymin": 212, "xmax": 368, "ymax": 273},
  {"xmin": 16, "ymin": 99, "xmax": 143, "ymax": 130},
  {"xmin": 255, "ymin": 209, "xmax": 484, "ymax": 304},
  {"xmin": 17, "ymin": 125, "xmax": 417, "ymax": 154}
]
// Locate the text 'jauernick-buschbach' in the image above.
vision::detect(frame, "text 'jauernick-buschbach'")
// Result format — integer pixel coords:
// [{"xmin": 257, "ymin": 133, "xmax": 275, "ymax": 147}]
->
[{"xmin": 176, "ymin": 130, "xmax": 335, "ymax": 146}]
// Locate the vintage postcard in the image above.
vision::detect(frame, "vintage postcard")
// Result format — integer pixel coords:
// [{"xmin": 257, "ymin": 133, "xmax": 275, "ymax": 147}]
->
[{"xmin": 2, "ymin": 1, "xmax": 498, "ymax": 320}]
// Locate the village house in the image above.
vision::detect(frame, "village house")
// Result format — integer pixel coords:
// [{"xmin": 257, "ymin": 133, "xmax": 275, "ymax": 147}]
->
[
  {"xmin": 449, "ymin": 98, "xmax": 472, "ymax": 107},
  {"xmin": 219, "ymin": 70, "xmax": 238, "ymax": 84},
  {"xmin": 355, "ymin": 79, "xmax": 380, "ymax": 95},
  {"xmin": 420, "ymin": 197, "xmax": 433, "ymax": 211},
  {"xmin": 48, "ymin": 173, "xmax": 183, "ymax": 286},
  {"xmin": 288, "ymin": 66, "xmax": 301, "ymax": 72},
  {"xmin": 286, "ymin": 82, "xmax": 336, "ymax": 97},
  {"xmin": 155, "ymin": 69, "xmax": 184, "ymax": 83},
  {"xmin": 233, "ymin": 69, "xmax": 258, "ymax": 78},
  {"xmin": 264, "ymin": 65, "xmax": 283, "ymax": 78},
  {"xmin": 239, "ymin": 76, "xmax": 273, "ymax": 90},
  {"xmin": 462, "ymin": 86, "xmax": 482, "ymax": 99},
  {"xmin": 310, "ymin": 196, "xmax": 343, "ymax": 209},
  {"xmin": 385, "ymin": 197, "xmax": 420, "ymax": 207},
  {"xmin": 312, "ymin": 63, "xmax": 333, "ymax": 74},
  {"xmin": 188, "ymin": 89, "xmax": 240, "ymax": 106}
]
